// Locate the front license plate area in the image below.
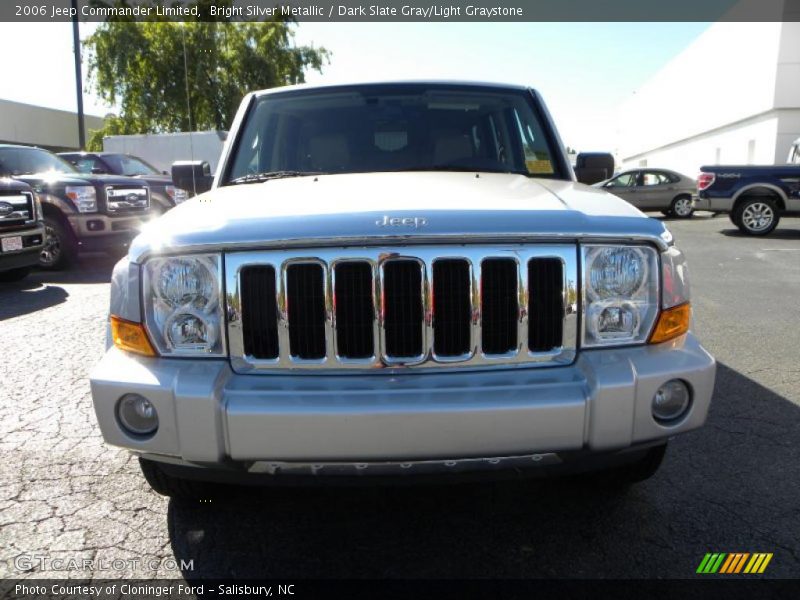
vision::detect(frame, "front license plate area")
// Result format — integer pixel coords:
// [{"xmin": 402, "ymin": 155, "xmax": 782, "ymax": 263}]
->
[{"xmin": 1, "ymin": 236, "xmax": 22, "ymax": 252}]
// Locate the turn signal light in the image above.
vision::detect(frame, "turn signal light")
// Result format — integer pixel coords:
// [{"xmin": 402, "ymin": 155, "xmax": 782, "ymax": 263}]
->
[
  {"xmin": 649, "ymin": 303, "xmax": 691, "ymax": 344},
  {"xmin": 111, "ymin": 316, "xmax": 156, "ymax": 357}
]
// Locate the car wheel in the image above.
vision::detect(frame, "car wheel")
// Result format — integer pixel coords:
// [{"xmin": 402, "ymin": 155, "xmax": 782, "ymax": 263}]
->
[
  {"xmin": 39, "ymin": 217, "xmax": 75, "ymax": 270},
  {"xmin": 139, "ymin": 458, "xmax": 217, "ymax": 500},
  {"xmin": 670, "ymin": 196, "xmax": 694, "ymax": 218},
  {"xmin": 0, "ymin": 267, "xmax": 31, "ymax": 282},
  {"xmin": 734, "ymin": 198, "xmax": 780, "ymax": 236}
]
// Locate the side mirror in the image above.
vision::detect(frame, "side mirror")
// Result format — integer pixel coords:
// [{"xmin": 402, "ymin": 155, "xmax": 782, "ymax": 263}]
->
[
  {"xmin": 574, "ymin": 152, "xmax": 615, "ymax": 185},
  {"xmin": 172, "ymin": 160, "xmax": 213, "ymax": 196}
]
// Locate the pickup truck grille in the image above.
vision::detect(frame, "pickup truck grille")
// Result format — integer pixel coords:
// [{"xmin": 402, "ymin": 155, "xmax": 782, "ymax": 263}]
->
[
  {"xmin": 228, "ymin": 245, "xmax": 578, "ymax": 373},
  {"xmin": 0, "ymin": 192, "xmax": 35, "ymax": 230}
]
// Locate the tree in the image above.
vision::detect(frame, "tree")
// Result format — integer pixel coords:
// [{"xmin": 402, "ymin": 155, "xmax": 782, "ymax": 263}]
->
[{"xmin": 84, "ymin": 1, "xmax": 329, "ymax": 150}]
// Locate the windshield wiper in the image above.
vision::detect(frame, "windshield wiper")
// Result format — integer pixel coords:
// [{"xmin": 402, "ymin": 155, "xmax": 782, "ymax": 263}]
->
[{"xmin": 227, "ymin": 170, "xmax": 323, "ymax": 185}]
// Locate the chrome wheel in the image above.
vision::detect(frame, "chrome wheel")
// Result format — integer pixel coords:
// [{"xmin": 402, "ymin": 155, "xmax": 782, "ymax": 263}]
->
[
  {"xmin": 40, "ymin": 224, "xmax": 61, "ymax": 267},
  {"xmin": 672, "ymin": 197, "xmax": 693, "ymax": 217},
  {"xmin": 741, "ymin": 202, "xmax": 774, "ymax": 232}
]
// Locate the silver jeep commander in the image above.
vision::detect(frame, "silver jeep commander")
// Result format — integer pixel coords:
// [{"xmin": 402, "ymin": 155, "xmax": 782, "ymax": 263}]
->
[{"xmin": 90, "ymin": 82, "xmax": 716, "ymax": 498}]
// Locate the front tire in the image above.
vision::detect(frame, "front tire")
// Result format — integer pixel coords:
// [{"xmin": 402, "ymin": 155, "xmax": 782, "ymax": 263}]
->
[
  {"xmin": 0, "ymin": 267, "xmax": 31, "ymax": 282},
  {"xmin": 139, "ymin": 458, "xmax": 216, "ymax": 500},
  {"xmin": 670, "ymin": 196, "xmax": 694, "ymax": 218},
  {"xmin": 734, "ymin": 197, "xmax": 780, "ymax": 236},
  {"xmin": 39, "ymin": 217, "xmax": 76, "ymax": 270}
]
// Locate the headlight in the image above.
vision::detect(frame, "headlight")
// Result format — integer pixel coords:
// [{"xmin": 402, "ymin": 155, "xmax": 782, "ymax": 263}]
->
[
  {"xmin": 165, "ymin": 185, "xmax": 189, "ymax": 204},
  {"xmin": 142, "ymin": 254, "xmax": 224, "ymax": 356},
  {"xmin": 583, "ymin": 245, "xmax": 659, "ymax": 347},
  {"xmin": 65, "ymin": 185, "xmax": 97, "ymax": 213}
]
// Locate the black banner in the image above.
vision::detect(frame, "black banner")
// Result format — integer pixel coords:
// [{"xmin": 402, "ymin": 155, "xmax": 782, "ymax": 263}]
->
[
  {"xmin": 3, "ymin": 0, "xmax": 800, "ymax": 23},
  {"xmin": 2, "ymin": 579, "xmax": 800, "ymax": 600}
]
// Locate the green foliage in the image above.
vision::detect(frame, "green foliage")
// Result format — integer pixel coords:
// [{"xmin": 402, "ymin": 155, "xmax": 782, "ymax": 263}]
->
[{"xmin": 84, "ymin": 1, "xmax": 329, "ymax": 144}]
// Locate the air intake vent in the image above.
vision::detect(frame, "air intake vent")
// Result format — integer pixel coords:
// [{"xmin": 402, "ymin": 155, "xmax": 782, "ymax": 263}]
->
[
  {"xmin": 528, "ymin": 258, "xmax": 564, "ymax": 352},
  {"xmin": 382, "ymin": 260, "xmax": 423, "ymax": 358},
  {"xmin": 287, "ymin": 263, "xmax": 326, "ymax": 359},
  {"xmin": 433, "ymin": 259, "xmax": 471, "ymax": 357},
  {"xmin": 334, "ymin": 262, "xmax": 374, "ymax": 359},
  {"xmin": 240, "ymin": 266, "xmax": 280, "ymax": 359},
  {"xmin": 480, "ymin": 258, "xmax": 518, "ymax": 354}
]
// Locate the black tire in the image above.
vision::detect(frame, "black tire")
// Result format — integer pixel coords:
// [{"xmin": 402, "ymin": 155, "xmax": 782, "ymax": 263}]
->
[
  {"xmin": 729, "ymin": 212, "xmax": 742, "ymax": 227},
  {"xmin": 39, "ymin": 216, "xmax": 76, "ymax": 270},
  {"xmin": 0, "ymin": 267, "xmax": 31, "ymax": 282},
  {"xmin": 669, "ymin": 196, "xmax": 694, "ymax": 219},
  {"xmin": 733, "ymin": 197, "xmax": 780, "ymax": 236},
  {"xmin": 661, "ymin": 209, "xmax": 672, "ymax": 217},
  {"xmin": 598, "ymin": 443, "xmax": 667, "ymax": 486},
  {"xmin": 139, "ymin": 458, "xmax": 216, "ymax": 500}
]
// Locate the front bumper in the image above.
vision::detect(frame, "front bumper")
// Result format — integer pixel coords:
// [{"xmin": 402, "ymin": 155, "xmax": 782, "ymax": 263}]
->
[
  {"xmin": 0, "ymin": 226, "xmax": 45, "ymax": 271},
  {"xmin": 66, "ymin": 213, "xmax": 155, "ymax": 250},
  {"xmin": 90, "ymin": 333, "xmax": 716, "ymax": 477}
]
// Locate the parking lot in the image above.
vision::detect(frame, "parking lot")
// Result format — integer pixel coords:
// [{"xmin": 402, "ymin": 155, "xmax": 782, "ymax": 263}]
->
[{"xmin": 1, "ymin": 212, "xmax": 799, "ymax": 580}]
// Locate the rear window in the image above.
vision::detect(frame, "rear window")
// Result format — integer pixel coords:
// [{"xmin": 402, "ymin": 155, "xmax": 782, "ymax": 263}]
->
[{"xmin": 223, "ymin": 85, "xmax": 564, "ymax": 184}]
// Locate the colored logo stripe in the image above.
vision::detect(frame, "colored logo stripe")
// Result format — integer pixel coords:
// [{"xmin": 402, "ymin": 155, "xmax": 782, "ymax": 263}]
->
[{"xmin": 697, "ymin": 552, "xmax": 773, "ymax": 574}]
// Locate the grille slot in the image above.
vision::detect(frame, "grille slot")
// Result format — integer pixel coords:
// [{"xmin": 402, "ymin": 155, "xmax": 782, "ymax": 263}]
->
[
  {"xmin": 334, "ymin": 262, "xmax": 375, "ymax": 359},
  {"xmin": 528, "ymin": 258, "xmax": 564, "ymax": 351},
  {"xmin": 433, "ymin": 259, "xmax": 471, "ymax": 357},
  {"xmin": 240, "ymin": 266, "xmax": 279, "ymax": 359},
  {"xmin": 287, "ymin": 263, "xmax": 326, "ymax": 359},
  {"xmin": 480, "ymin": 258, "xmax": 519, "ymax": 354},
  {"xmin": 382, "ymin": 260, "xmax": 423, "ymax": 358}
]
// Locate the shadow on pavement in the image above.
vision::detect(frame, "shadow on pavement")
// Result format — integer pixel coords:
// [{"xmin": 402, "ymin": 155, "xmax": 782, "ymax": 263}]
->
[
  {"xmin": 720, "ymin": 227, "xmax": 800, "ymax": 240},
  {"xmin": 0, "ymin": 280, "xmax": 69, "ymax": 320},
  {"xmin": 167, "ymin": 363, "xmax": 800, "ymax": 579}
]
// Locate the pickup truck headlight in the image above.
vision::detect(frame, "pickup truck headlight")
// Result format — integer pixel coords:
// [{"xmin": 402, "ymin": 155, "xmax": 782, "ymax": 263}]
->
[
  {"xmin": 65, "ymin": 185, "xmax": 97, "ymax": 213},
  {"xmin": 582, "ymin": 245, "xmax": 659, "ymax": 347},
  {"xmin": 142, "ymin": 254, "xmax": 224, "ymax": 356}
]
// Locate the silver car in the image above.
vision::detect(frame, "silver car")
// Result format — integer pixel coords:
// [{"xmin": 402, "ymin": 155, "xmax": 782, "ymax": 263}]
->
[
  {"xmin": 595, "ymin": 169, "xmax": 696, "ymax": 218},
  {"xmin": 89, "ymin": 82, "xmax": 715, "ymax": 498}
]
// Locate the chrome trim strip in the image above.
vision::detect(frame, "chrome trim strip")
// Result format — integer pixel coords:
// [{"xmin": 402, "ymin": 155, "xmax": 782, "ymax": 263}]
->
[{"xmin": 225, "ymin": 244, "xmax": 579, "ymax": 374}]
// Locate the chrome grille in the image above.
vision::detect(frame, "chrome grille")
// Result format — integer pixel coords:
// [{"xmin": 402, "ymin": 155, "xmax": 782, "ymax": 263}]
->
[
  {"xmin": 227, "ymin": 245, "xmax": 578, "ymax": 373},
  {"xmin": 0, "ymin": 192, "xmax": 35, "ymax": 229}
]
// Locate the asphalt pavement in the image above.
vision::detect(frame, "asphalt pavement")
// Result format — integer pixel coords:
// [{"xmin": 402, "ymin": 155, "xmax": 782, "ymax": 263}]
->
[{"xmin": 1, "ymin": 212, "xmax": 799, "ymax": 580}]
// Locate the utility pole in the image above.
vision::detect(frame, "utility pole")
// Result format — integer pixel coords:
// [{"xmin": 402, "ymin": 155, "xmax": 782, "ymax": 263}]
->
[{"xmin": 71, "ymin": 0, "xmax": 85, "ymax": 149}]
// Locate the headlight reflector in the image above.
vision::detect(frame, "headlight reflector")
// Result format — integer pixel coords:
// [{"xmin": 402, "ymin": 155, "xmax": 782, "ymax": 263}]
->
[
  {"xmin": 143, "ymin": 254, "xmax": 223, "ymax": 356},
  {"xmin": 65, "ymin": 185, "xmax": 97, "ymax": 213},
  {"xmin": 583, "ymin": 245, "xmax": 659, "ymax": 347}
]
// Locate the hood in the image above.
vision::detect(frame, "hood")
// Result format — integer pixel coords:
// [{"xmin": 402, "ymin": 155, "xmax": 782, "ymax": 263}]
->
[
  {"xmin": 15, "ymin": 172, "xmax": 149, "ymax": 188},
  {"xmin": 130, "ymin": 172, "xmax": 671, "ymax": 261},
  {"xmin": 131, "ymin": 174, "xmax": 171, "ymax": 186}
]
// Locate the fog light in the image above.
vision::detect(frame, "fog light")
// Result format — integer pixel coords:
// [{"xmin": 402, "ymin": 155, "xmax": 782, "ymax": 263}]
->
[
  {"xmin": 117, "ymin": 394, "xmax": 159, "ymax": 436},
  {"xmin": 652, "ymin": 380, "xmax": 691, "ymax": 423}
]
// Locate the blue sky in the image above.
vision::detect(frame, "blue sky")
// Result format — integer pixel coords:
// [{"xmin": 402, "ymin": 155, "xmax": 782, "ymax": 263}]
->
[{"xmin": 0, "ymin": 21, "xmax": 709, "ymax": 150}]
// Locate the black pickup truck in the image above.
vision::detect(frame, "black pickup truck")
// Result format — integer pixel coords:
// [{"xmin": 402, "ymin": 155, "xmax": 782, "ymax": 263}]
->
[
  {"xmin": 696, "ymin": 137, "xmax": 800, "ymax": 236},
  {"xmin": 0, "ymin": 178, "xmax": 44, "ymax": 282},
  {"xmin": 0, "ymin": 145, "xmax": 156, "ymax": 269}
]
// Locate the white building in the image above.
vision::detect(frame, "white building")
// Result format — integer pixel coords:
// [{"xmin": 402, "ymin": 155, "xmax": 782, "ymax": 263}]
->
[
  {"xmin": 617, "ymin": 20, "xmax": 800, "ymax": 175},
  {"xmin": 0, "ymin": 99, "xmax": 105, "ymax": 151}
]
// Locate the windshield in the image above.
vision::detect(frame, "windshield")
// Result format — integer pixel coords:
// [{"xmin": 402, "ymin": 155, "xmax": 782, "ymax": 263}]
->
[
  {"xmin": 0, "ymin": 146, "xmax": 77, "ymax": 176},
  {"xmin": 223, "ymin": 84, "xmax": 564, "ymax": 185},
  {"xmin": 103, "ymin": 154, "xmax": 160, "ymax": 176}
]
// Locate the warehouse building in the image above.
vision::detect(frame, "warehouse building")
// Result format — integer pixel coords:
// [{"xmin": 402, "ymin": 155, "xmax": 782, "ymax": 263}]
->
[
  {"xmin": 618, "ymin": 21, "xmax": 800, "ymax": 175},
  {"xmin": 0, "ymin": 99, "xmax": 104, "ymax": 151}
]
